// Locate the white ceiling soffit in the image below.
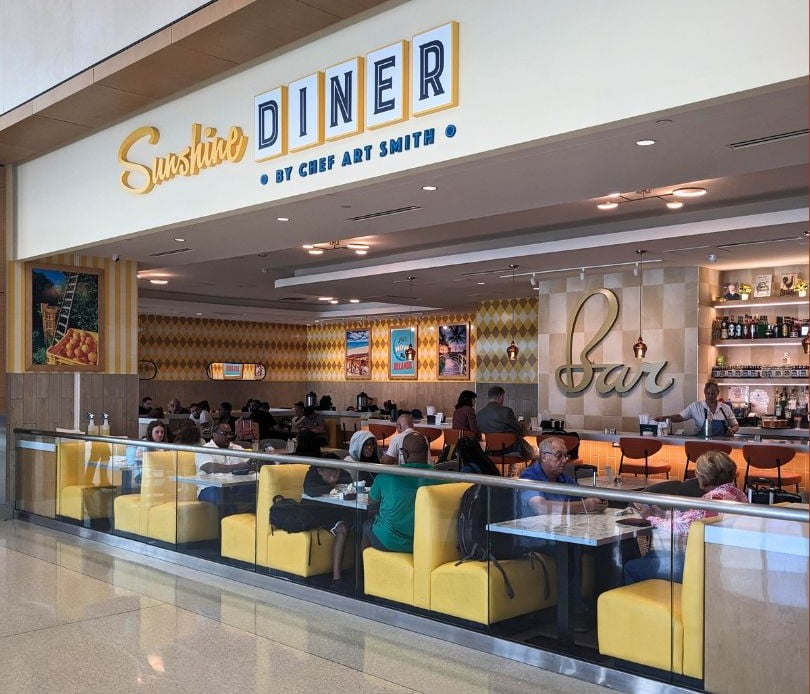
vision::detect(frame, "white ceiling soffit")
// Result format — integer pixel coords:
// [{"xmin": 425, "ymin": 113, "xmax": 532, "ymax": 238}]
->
[{"xmin": 275, "ymin": 207, "xmax": 808, "ymax": 288}]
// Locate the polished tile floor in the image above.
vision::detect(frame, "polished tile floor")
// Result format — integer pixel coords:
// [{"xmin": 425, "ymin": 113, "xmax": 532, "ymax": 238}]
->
[{"xmin": 0, "ymin": 519, "xmax": 610, "ymax": 694}]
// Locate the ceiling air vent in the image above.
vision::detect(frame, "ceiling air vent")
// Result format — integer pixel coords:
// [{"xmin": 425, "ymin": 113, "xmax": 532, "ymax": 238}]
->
[
  {"xmin": 278, "ymin": 296, "xmax": 307, "ymax": 302},
  {"xmin": 347, "ymin": 205, "xmax": 421, "ymax": 221},
  {"xmin": 149, "ymin": 247, "xmax": 193, "ymax": 257},
  {"xmin": 728, "ymin": 129, "xmax": 808, "ymax": 149}
]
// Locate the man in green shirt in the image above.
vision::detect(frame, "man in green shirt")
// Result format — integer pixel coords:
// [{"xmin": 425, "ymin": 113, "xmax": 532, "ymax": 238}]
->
[{"xmin": 362, "ymin": 432, "xmax": 442, "ymax": 553}]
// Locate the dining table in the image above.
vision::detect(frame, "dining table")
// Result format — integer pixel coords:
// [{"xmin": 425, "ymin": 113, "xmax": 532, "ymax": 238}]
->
[{"xmin": 488, "ymin": 510, "xmax": 647, "ymax": 646}]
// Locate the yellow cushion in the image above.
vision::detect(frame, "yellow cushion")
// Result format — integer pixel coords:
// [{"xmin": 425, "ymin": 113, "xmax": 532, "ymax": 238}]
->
[
  {"xmin": 431, "ymin": 556, "xmax": 556, "ymax": 624},
  {"xmin": 59, "ymin": 485, "xmax": 114, "ymax": 520},
  {"xmin": 363, "ymin": 548, "xmax": 414, "ymax": 605},
  {"xmin": 113, "ymin": 493, "xmax": 148, "ymax": 535},
  {"xmin": 221, "ymin": 512, "xmax": 257, "ymax": 563},
  {"xmin": 147, "ymin": 500, "xmax": 219, "ymax": 543},
  {"xmin": 256, "ymin": 464, "xmax": 309, "ymax": 567},
  {"xmin": 681, "ymin": 519, "xmax": 715, "ymax": 679},
  {"xmin": 597, "ymin": 579, "xmax": 683, "ymax": 673},
  {"xmin": 265, "ymin": 527, "xmax": 351, "ymax": 577}
]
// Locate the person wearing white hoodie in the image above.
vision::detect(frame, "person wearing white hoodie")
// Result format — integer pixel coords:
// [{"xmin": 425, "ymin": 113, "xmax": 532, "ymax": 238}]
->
[{"xmin": 345, "ymin": 430, "xmax": 380, "ymax": 464}]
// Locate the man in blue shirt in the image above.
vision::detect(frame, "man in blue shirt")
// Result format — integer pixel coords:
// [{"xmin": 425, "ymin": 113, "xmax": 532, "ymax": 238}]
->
[{"xmin": 519, "ymin": 437, "xmax": 607, "ymax": 515}]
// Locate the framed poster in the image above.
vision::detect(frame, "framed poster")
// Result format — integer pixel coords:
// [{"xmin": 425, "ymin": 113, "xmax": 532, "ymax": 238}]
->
[
  {"xmin": 753, "ymin": 274, "xmax": 772, "ymax": 298},
  {"xmin": 389, "ymin": 326, "xmax": 417, "ymax": 379},
  {"xmin": 27, "ymin": 263, "xmax": 103, "ymax": 371},
  {"xmin": 779, "ymin": 273, "xmax": 797, "ymax": 295},
  {"xmin": 345, "ymin": 329, "xmax": 371, "ymax": 379},
  {"xmin": 438, "ymin": 322, "xmax": 470, "ymax": 380}
]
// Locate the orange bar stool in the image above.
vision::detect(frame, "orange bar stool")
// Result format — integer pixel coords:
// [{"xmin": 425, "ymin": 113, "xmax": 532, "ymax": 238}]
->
[
  {"xmin": 742, "ymin": 444, "xmax": 800, "ymax": 493},
  {"xmin": 414, "ymin": 426, "xmax": 444, "ymax": 455},
  {"xmin": 443, "ymin": 429, "xmax": 475, "ymax": 446},
  {"xmin": 368, "ymin": 423, "xmax": 396, "ymax": 447},
  {"xmin": 683, "ymin": 441, "xmax": 733, "ymax": 480},
  {"xmin": 483, "ymin": 432, "xmax": 529, "ymax": 476},
  {"xmin": 618, "ymin": 437, "xmax": 669, "ymax": 478}
]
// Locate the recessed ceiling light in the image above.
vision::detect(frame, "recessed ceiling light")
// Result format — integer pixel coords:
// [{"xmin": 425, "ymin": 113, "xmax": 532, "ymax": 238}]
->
[
  {"xmin": 329, "ymin": 299, "xmax": 339, "ymax": 304},
  {"xmin": 672, "ymin": 186, "xmax": 708, "ymax": 198},
  {"xmin": 308, "ymin": 249, "xmax": 324, "ymax": 255},
  {"xmin": 597, "ymin": 201, "xmax": 619, "ymax": 210},
  {"xmin": 149, "ymin": 279, "xmax": 168, "ymax": 285},
  {"xmin": 302, "ymin": 244, "xmax": 314, "ymax": 249},
  {"xmin": 349, "ymin": 299, "xmax": 360, "ymax": 303},
  {"xmin": 421, "ymin": 185, "xmax": 438, "ymax": 191},
  {"xmin": 477, "ymin": 282, "xmax": 486, "ymax": 285},
  {"xmin": 196, "ymin": 312, "xmax": 203, "ymax": 316},
  {"xmin": 636, "ymin": 139, "xmax": 656, "ymax": 146},
  {"xmin": 354, "ymin": 249, "xmax": 367, "ymax": 255},
  {"xmin": 318, "ymin": 297, "xmax": 333, "ymax": 301},
  {"xmin": 276, "ymin": 217, "xmax": 290, "ymax": 222},
  {"xmin": 345, "ymin": 243, "xmax": 369, "ymax": 250},
  {"xmin": 174, "ymin": 237, "xmax": 185, "ymax": 242},
  {"xmin": 666, "ymin": 200, "xmax": 684, "ymax": 209}
]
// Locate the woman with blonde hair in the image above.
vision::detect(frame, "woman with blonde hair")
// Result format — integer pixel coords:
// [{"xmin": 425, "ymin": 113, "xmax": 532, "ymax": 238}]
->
[{"xmin": 624, "ymin": 450, "xmax": 748, "ymax": 584}]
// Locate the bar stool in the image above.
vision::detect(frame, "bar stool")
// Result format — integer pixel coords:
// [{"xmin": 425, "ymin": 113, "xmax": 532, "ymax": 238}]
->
[
  {"xmin": 443, "ymin": 429, "xmax": 475, "ymax": 446},
  {"xmin": 483, "ymin": 432, "xmax": 530, "ymax": 476},
  {"xmin": 618, "ymin": 437, "xmax": 669, "ymax": 478},
  {"xmin": 414, "ymin": 426, "xmax": 444, "ymax": 455},
  {"xmin": 368, "ymin": 423, "xmax": 396, "ymax": 447},
  {"xmin": 683, "ymin": 441, "xmax": 733, "ymax": 480},
  {"xmin": 742, "ymin": 444, "xmax": 800, "ymax": 493}
]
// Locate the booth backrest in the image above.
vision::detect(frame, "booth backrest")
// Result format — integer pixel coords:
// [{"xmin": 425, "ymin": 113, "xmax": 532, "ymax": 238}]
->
[
  {"xmin": 140, "ymin": 451, "xmax": 178, "ymax": 506},
  {"xmin": 681, "ymin": 517, "xmax": 720, "ymax": 679},
  {"xmin": 413, "ymin": 482, "xmax": 472, "ymax": 609},
  {"xmin": 256, "ymin": 464, "xmax": 309, "ymax": 565},
  {"xmin": 177, "ymin": 452, "xmax": 199, "ymax": 502},
  {"xmin": 56, "ymin": 442, "xmax": 87, "ymax": 514}
]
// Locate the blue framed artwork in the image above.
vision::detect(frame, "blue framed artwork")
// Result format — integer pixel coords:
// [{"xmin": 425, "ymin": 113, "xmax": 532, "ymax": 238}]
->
[{"xmin": 389, "ymin": 326, "xmax": 417, "ymax": 379}]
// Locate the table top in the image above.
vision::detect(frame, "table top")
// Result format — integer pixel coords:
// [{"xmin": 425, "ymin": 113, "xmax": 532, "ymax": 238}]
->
[
  {"xmin": 174, "ymin": 472, "xmax": 257, "ymax": 487},
  {"xmin": 587, "ymin": 475, "xmax": 651, "ymax": 491},
  {"xmin": 488, "ymin": 511, "xmax": 644, "ymax": 546},
  {"xmin": 86, "ymin": 455, "xmax": 137, "ymax": 471},
  {"xmin": 301, "ymin": 492, "xmax": 369, "ymax": 509}
]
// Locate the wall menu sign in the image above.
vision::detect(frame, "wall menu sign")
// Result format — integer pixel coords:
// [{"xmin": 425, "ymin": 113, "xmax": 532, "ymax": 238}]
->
[
  {"xmin": 554, "ymin": 288, "xmax": 674, "ymax": 396},
  {"xmin": 254, "ymin": 21, "xmax": 459, "ymax": 162}
]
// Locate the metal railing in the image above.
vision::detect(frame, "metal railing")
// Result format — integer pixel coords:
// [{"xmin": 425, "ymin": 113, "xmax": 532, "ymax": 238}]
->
[{"xmin": 15, "ymin": 428, "xmax": 810, "ymax": 523}]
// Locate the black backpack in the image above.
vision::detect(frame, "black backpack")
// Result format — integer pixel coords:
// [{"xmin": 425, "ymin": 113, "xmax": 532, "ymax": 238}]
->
[
  {"xmin": 455, "ymin": 484, "xmax": 549, "ymax": 599},
  {"xmin": 455, "ymin": 436, "xmax": 501, "ymax": 476},
  {"xmin": 746, "ymin": 478, "xmax": 802, "ymax": 505},
  {"xmin": 269, "ymin": 495, "xmax": 333, "ymax": 532}
]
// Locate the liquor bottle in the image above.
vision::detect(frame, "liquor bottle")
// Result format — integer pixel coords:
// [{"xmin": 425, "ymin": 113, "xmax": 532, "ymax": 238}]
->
[
  {"xmin": 720, "ymin": 317, "xmax": 728, "ymax": 340},
  {"xmin": 758, "ymin": 315, "xmax": 767, "ymax": 339},
  {"xmin": 781, "ymin": 317, "xmax": 790, "ymax": 338},
  {"xmin": 737, "ymin": 315, "xmax": 745, "ymax": 338},
  {"xmin": 727, "ymin": 316, "xmax": 736, "ymax": 339}
]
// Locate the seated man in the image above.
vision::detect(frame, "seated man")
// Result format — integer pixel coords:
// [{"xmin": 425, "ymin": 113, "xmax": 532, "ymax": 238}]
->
[
  {"xmin": 380, "ymin": 412, "xmax": 415, "ymax": 464},
  {"xmin": 477, "ymin": 385, "xmax": 532, "ymax": 458},
  {"xmin": 291, "ymin": 402, "xmax": 327, "ymax": 443},
  {"xmin": 362, "ymin": 433, "xmax": 442, "ymax": 553},
  {"xmin": 195, "ymin": 423, "xmax": 255, "ymax": 514}
]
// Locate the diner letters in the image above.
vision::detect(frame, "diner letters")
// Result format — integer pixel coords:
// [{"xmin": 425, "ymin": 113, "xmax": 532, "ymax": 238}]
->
[
  {"xmin": 254, "ymin": 22, "xmax": 458, "ymax": 162},
  {"xmin": 554, "ymin": 288, "xmax": 674, "ymax": 396},
  {"xmin": 118, "ymin": 123, "xmax": 248, "ymax": 195}
]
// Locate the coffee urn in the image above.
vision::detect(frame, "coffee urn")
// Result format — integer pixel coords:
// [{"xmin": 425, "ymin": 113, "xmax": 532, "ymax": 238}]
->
[
  {"xmin": 305, "ymin": 392, "xmax": 317, "ymax": 408},
  {"xmin": 356, "ymin": 391, "xmax": 369, "ymax": 411}
]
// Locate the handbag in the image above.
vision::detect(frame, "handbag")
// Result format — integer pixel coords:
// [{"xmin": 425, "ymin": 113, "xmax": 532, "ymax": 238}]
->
[{"xmin": 746, "ymin": 478, "xmax": 802, "ymax": 505}]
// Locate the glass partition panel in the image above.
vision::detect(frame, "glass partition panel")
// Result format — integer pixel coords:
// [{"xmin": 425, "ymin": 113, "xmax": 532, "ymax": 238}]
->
[{"xmin": 15, "ymin": 432, "xmax": 58, "ymax": 519}]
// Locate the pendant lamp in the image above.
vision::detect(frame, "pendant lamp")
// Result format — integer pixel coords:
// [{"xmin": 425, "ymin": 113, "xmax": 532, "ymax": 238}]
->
[
  {"xmin": 506, "ymin": 264, "xmax": 520, "ymax": 361},
  {"xmin": 632, "ymin": 250, "xmax": 648, "ymax": 359}
]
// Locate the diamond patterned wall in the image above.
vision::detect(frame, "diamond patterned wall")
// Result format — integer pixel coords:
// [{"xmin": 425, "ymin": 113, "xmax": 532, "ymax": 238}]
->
[
  {"xmin": 475, "ymin": 298, "xmax": 538, "ymax": 383},
  {"xmin": 139, "ymin": 315, "xmax": 306, "ymax": 381}
]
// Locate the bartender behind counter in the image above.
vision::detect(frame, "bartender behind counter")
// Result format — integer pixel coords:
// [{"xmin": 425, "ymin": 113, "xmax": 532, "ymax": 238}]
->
[{"xmin": 656, "ymin": 381, "xmax": 739, "ymax": 435}]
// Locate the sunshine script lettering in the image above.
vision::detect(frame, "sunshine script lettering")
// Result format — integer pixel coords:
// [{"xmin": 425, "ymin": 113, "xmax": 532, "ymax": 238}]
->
[{"xmin": 554, "ymin": 288, "xmax": 674, "ymax": 395}]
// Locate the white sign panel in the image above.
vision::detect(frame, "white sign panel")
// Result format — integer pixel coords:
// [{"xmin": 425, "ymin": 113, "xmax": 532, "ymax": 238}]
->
[
  {"xmin": 254, "ymin": 86, "xmax": 287, "ymax": 161},
  {"xmin": 412, "ymin": 22, "xmax": 458, "ymax": 117},
  {"xmin": 365, "ymin": 41, "xmax": 409, "ymax": 130},
  {"xmin": 288, "ymin": 73, "xmax": 324, "ymax": 152},
  {"xmin": 325, "ymin": 57, "xmax": 364, "ymax": 141}
]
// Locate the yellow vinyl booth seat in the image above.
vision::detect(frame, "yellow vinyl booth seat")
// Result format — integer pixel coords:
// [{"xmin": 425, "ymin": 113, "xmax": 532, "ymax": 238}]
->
[
  {"xmin": 114, "ymin": 451, "xmax": 218, "ymax": 543},
  {"xmin": 56, "ymin": 441, "xmax": 116, "ymax": 521},
  {"xmin": 364, "ymin": 482, "xmax": 556, "ymax": 624},
  {"xmin": 221, "ymin": 464, "xmax": 352, "ymax": 576},
  {"xmin": 597, "ymin": 518, "xmax": 716, "ymax": 678}
]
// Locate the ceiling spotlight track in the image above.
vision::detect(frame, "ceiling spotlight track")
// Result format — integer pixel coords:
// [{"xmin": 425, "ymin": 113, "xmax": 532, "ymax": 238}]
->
[
  {"xmin": 597, "ymin": 186, "xmax": 707, "ymax": 211},
  {"xmin": 302, "ymin": 239, "xmax": 370, "ymax": 256}
]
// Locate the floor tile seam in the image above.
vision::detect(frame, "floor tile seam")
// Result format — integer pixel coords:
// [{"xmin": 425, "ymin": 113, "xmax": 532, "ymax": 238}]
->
[
  {"xmin": 0, "ymin": 542, "xmax": 174, "ymax": 609},
  {"xmin": 0, "ymin": 602, "xmax": 167, "ymax": 642}
]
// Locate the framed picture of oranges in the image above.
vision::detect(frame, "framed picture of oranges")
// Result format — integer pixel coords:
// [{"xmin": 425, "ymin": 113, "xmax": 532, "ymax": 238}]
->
[{"xmin": 26, "ymin": 263, "xmax": 104, "ymax": 371}]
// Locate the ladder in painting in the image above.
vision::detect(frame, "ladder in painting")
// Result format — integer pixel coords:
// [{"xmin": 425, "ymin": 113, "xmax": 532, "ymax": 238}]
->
[{"xmin": 54, "ymin": 273, "xmax": 79, "ymax": 342}]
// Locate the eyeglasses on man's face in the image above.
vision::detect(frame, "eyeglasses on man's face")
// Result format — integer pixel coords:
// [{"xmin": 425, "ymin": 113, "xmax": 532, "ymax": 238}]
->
[{"xmin": 544, "ymin": 449, "xmax": 569, "ymax": 460}]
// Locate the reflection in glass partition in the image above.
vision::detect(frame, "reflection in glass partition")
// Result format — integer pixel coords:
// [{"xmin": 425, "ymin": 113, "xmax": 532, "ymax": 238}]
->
[{"xmin": 206, "ymin": 362, "xmax": 266, "ymax": 380}]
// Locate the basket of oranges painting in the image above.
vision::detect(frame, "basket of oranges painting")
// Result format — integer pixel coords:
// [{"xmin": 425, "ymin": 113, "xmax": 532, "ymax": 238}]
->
[{"xmin": 46, "ymin": 328, "xmax": 100, "ymax": 366}]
